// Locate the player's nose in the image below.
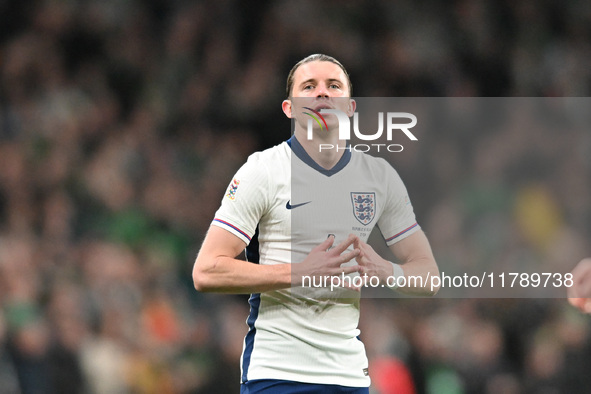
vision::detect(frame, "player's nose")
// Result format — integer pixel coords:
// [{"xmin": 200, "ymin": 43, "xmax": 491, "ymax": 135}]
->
[{"xmin": 316, "ymin": 84, "xmax": 329, "ymax": 98}]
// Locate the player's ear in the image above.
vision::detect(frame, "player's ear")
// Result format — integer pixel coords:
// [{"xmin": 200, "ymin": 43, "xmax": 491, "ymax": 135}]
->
[
  {"xmin": 347, "ymin": 99, "xmax": 356, "ymax": 117},
  {"xmin": 282, "ymin": 99, "xmax": 293, "ymax": 118}
]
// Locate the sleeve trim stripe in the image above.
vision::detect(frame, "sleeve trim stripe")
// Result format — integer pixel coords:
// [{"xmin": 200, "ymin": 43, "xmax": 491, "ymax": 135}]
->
[
  {"xmin": 213, "ymin": 219, "xmax": 252, "ymax": 242},
  {"xmin": 385, "ymin": 223, "xmax": 419, "ymax": 243}
]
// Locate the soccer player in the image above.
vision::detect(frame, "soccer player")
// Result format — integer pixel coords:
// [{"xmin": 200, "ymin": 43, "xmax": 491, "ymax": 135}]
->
[
  {"xmin": 193, "ymin": 54, "xmax": 439, "ymax": 393},
  {"xmin": 568, "ymin": 258, "xmax": 591, "ymax": 313}
]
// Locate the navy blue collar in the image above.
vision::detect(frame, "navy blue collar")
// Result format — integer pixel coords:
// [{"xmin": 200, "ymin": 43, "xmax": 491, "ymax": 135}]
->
[{"xmin": 287, "ymin": 136, "xmax": 351, "ymax": 177}]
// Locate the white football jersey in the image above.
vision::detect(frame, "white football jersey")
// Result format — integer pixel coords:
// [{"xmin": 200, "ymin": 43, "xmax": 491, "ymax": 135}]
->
[{"xmin": 211, "ymin": 136, "xmax": 419, "ymax": 387}]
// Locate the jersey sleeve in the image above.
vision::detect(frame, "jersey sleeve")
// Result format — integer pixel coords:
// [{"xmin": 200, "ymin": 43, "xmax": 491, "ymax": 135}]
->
[
  {"xmin": 377, "ymin": 164, "xmax": 420, "ymax": 246},
  {"xmin": 211, "ymin": 152, "xmax": 271, "ymax": 245}
]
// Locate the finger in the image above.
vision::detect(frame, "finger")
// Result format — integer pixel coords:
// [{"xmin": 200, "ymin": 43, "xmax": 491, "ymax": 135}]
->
[
  {"xmin": 567, "ymin": 284, "xmax": 581, "ymax": 299},
  {"xmin": 331, "ymin": 234, "xmax": 358, "ymax": 255},
  {"xmin": 353, "ymin": 248, "xmax": 370, "ymax": 264},
  {"xmin": 569, "ymin": 297, "xmax": 584, "ymax": 309},
  {"xmin": 579, "ymin": 280, "xmax": 591, "ymax": 298},
  {"xmin": 353, "ymin": 239, "xmax": 369, "ymax": 260},
  {"xmin": 314, "ymin": 234, "xmax": 335, "ymax": 252},
  {"xmin": 569, "ymin": 278, "xmax": 591, "ymax": 298},
  {"xmin": 341, "ymin": 265, "xmax": 361, "ymax": 276},
  {"xmin": 354, "ymin": 251, "xmax": 364, "ymax": 265},
  {"xmin": 573, "ymin": 258, "xmax": 591, "ymax": 276},
  {"xmin": 568, "ymin": 297, "xmax": 591, "ymax": 313},
  {"xmin": 338, "ymin": 248, "xmax": 360, "ymax": 263}
]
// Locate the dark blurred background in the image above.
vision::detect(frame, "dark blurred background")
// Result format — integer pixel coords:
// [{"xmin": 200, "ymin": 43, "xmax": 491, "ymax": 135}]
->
[{"xmin": 0, "ymin": 0, "xmax": 590, "ymax": 393}]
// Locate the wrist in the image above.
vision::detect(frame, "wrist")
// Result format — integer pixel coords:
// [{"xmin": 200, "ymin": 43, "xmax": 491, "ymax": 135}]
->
[{"xmin": 387, "ymin": 262, "xmax": 405, "ymax": 289}]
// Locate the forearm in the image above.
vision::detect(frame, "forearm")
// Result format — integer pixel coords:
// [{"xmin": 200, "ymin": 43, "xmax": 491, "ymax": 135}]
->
[
  {"xmin": 386, "ymin": 230, "xmax": 440, "ymax": 296},
  {"xmin": 395, "ymin": 257, "xmax": 440, "ymax": 296},
  {"xmin": 194, "ymin": 228, "xmax": 360, "ymax": 294},
  {"xmin": 193, "ymin": 226, "xmax": 293, "ymax": 294},
  {"xmin": 193, "ymin": 256, "xmax": 292, "ymax": 294}
]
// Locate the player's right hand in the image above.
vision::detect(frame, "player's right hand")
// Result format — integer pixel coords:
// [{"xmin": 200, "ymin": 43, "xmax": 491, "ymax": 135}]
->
[{"xmin": 291, "ymin": 234, "xmax": 360, "ymax": 286}]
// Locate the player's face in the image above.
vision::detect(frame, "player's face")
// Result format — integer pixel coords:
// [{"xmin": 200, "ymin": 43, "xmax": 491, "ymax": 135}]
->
[
  {"xmin": 282, "ymin": 61, "xmax": 355, "ymax": 134},
  {"xmin": 290, "ymin": 60, "xmax": 351, "ymax": 98}
]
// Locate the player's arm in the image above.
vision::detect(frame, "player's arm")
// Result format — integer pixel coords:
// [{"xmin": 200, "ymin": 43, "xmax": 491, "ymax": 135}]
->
[
  {"xmin": 193, "ymin": 226, "xmax": 290, "ymax": 293},
  {"xmin": 193, "ymin": 227, "xmax": 360, "ymax": 294},
  {"xmin": 354, "ymin": 230, "xmax": 439, "ymax": 296},
  {"xmin": 567, "ymin": 258, "xmax": 591, "ymax": 313},
  {"xmin": 388, "ymin": 230, "xmax": 439, "ymax": 296}
]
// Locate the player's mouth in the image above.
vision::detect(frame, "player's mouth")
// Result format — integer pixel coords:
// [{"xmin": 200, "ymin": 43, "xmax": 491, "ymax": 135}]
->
[{"xmin": 311, "ymin": 102, "xmax": 334, "ymax": 112}]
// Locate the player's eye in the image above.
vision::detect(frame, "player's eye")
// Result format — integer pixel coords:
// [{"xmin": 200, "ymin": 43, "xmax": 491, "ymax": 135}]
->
[
  {"xmin": 330, "ymin": 84, "xmax": 341, "ymax": 89},
  {"xmin": 303, "ymin": 85, "xmax": 314, "ymax": 90}
]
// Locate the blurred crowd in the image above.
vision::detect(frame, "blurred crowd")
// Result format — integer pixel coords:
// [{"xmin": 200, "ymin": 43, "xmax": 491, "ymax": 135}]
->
[{"xmin": 0, "ymin": 0, "xmax": 590, "ymax": 393}]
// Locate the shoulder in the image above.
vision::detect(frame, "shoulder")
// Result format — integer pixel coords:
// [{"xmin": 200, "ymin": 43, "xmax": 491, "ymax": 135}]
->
[
  {"xmin": 351, "ymin": 153, "xmax": 408, "ymax": 198},
  {"xmin": 240, "ymin": 141, "xmax": 289, "ymax": 172},
  {"xmin": 248, "ymin": 141, "xmax": 290, "ymax": 161},
  {"xmin": 352, "ymin": 152, "xmax": 400, "ymax": 177},
  {"xmin": 231, "ymin": 141, "xmax": 291, "ymax": 199}
]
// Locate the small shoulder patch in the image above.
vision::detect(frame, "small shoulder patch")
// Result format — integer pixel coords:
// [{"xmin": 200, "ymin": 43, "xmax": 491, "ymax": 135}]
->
[{"xmin": 226, "ymin": 178, "xmax": 240, "ymax": 201}]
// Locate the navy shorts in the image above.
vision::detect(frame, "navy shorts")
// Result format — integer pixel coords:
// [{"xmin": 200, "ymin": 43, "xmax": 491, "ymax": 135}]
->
[{"xmin": 240, "ymin": 379, "xmax": 369, "ymax": 394}]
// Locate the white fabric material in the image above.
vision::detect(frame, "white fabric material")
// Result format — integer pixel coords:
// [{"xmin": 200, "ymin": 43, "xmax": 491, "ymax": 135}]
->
[{"xmin": 211, "ymin": 138, "xmax": 419, "ymax": 386}]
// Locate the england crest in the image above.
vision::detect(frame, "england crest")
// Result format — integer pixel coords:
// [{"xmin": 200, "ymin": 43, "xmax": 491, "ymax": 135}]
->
[{"xmin": 351, "ymin": 192, "xmax": 376, "ymax": 225}]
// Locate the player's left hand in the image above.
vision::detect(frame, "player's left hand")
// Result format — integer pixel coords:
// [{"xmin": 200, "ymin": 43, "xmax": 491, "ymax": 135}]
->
[{"xmin": 353, "ymin": 237, "xmax": 394, "ymax": 284}]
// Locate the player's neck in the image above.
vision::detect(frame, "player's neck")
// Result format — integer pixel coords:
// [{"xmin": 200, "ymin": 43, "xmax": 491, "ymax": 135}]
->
[{"xmin": 293, "ymin": 129, "xmax": 346, "ymax": 170}]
